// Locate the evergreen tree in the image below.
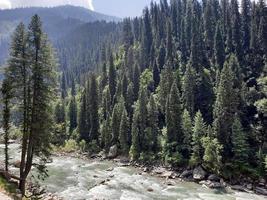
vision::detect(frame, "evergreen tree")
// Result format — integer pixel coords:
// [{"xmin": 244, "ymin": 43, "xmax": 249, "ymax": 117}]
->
[
  {"xmin": 119, "ymin": 108, "xmax": 130, "ymax": 155},
  {"xmin": 231, "ymin": 115, "xmax": 249, "ymax": 163},
  {"xmin": 202, "ymin": 136, "xmax": 222, "ymax": 172},
  {"xmin": 130, "ymin": 110, "xmax": 141, "ymax": 160},
  {"xmin": 213, "ymin": 59, "xmax": 237, "ymax": 158},
  {"xmin": 165, "ymin": 82, "xmax": 183, "ymax": 156},
  {"xmin": 68, "ymin": 97, "xmax": 77, "ymax": 133},
  {"xmin": 111, "ymin": 102, "xmax": 123, "ymax": 145},
  {"xmin": 126, "ymin": 82, "xmax": 134, "ymax": 119},
  {"xmin": 18, "ymin": 15, "xmax": 57, "ymax": 194},
  {"xmin": 214, "ymin": 23, "xmax": 225, "ymax": 70},
  {"xmin": 147, "ymin": 95, "xmax": 159, "ymax": 152},
  {"xmin": 88, "ymin": 74, "xmax": 99, "ymax": 143},
  {"xmin": 109, "ymin": 54, "xmax": 116, "ymax": 102},
  {"xmin": 241, "ymin": 0, "xmax": 251, "ymax": 54},
  {"xmin": 1, "ymin": 79, "xmax": 12, "ymax": 172},
  {"xmin": 141, "ymin": 7, "xmax": 153, "ymax": 69},
  {"xmin": 158, "ymin": 64, "xmax": 174, "ymax": 113},
  {"xmin": 79, "ymin": 92, "xmax": 88, "ymax": 141},
  {"xmin": 182, "ymin": 63, "xmax": 195, "ymax": 116},
  {"xmin": 190, "ymin": 111, "xmax": 206, "ymax": 166},
  {"xmin": 230, "ymin": 0, "xmax": 242, "ymax": 61},
  {"xmin": 122, "ymin": 18, "xmax": 134, "ymax": 54},
  {"xmin": 138, "ymin": 88, "xmax": 148, "ymax": 150},
  {"xmin": 182, "ymin": 109, "xmax": 193, "ymax": 159},
  {"xmin": 152, "ymin": 60, "xmax": 160, "ymax": 88},
  {"xmin": 133, "ymin": 64, "xmax": 140, "ymax": 101},
  {"xmin": 4, "ymin": 22, "xmax": 30, "ymax": 188},
  {"xmin": 157, "ymin": 41, "xmax": 166, "ymax": 70}
]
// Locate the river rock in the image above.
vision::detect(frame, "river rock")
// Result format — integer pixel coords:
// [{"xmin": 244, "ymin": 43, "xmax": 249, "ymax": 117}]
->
[
  {"xmin": 255, "ymin": 187, "xmax": 267, "ymax": 196},
  {"xmin": 231, "ymin": 185, "xmax": 247, "ymax": 192},
  {"xmin": 147, "ymin": 187, "xmax": 154, "ymax": 192},
  {"xmin": 108, "ymin": 145, "xmax": 118, "ymax": 159},
  {"xmin": 160, "ymin": 171, "xmax": 177, "ymax": 179},
  {"xmin": 200, "ymin": 180, "xmax": 224, "ymax": 189},
  {"xmin": 180, "ymin": 170, "xmax": 193, "ymax": 178},
  {"xmin": 152, "ymin": 167, "xmax": 165, "ymax": 175},
  {"xmin": 208, "ymin": 174, "xmax": 220, "ymax": 182},
  {"xmin": 246, "ymin": 183, "xmax": 253, "ymax": 190},
  {"xmin": 193, "ymin": 166, "xmax": 207, "ymax": 181}
]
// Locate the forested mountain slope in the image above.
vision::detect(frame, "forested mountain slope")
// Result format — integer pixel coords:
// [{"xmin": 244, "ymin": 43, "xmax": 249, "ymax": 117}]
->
[
  {"xmin": 1, "ymin": 0, "xmax": 267, "ymax": 195},
  {"xmin": 0, "ymin": 5, "xmax": 120, "ymax": 64},
  {"xmin": 56, "ymin": 0, "xmax": 267, "ymax": 181}
]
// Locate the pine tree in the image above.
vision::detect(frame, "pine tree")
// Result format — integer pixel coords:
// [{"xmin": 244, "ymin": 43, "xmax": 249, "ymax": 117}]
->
[
  {"xmin": 111, "ymin": 102, "xmax": 123, "ymax": 145},
  {"xmin": 182, "ymin": 63, "xmax": 195, "ymax": 117},
  {"xmin": 102, "ymin": 115, "xmax": 112, "ymax": 152},
  {"xmin": 141, "ymin": 7, "xmax": 153, "ymax": 69},
  {"xmin": 214, "ymin": 23, "xmax": 225, "ymax": 70},
  {"xmin": 133, "ymin": 64, "xmax": 140, "ymax": 101},
  {"xmin": 230, "ymin": 0, "xmax": 242, "ymax": 61},
  {"xmin": 190, "ymin": 111, "xmax": 206, "ymax": 166},
  {"xmin": 4, "ymin": 22, "xmax": 30, "ymax": 187},
  {"xmin": 157, "ymin": 41, "xmax": 166, "ymax": 70},
  {"xmin": 158, "ymin": 64, "xmax": 174, "ymax": 113},
  {"xmin": 18, "ymin": 15, "xmax": 57, "ymax": 194},
  {"xmin": 123, "ymin": 18, "xmax": 134, "ymax": 54},
  {"xmin": 147, "ymin": 95, "xmax": 159, "ymax": 152},
  {"xmin": 130, "ymin": 109, "xmax": 141, "ymax": 160},
  {"xmin": 213, "ymin": 59, "xmax": 237, "ymax": 158},
  {"xmin": 152, "ymin": 60, "xmax": 160, "ymax": 89},
  {"xmin": 88, "ymin": 73, "xmax": 99, "ymax": 143},
  {"xmin": 138, "ymin": 88, "xmax": 148, "ymax": 150},
  {"xmin": 109, "ymin": 54, "xmax": 116, "ymax": 102},
  {"xmin": 126, "ymin": 82, "xmax": 134, "ymax": 119},
  {"xmin": 61, "ymin": 72, "xmax": 67, "ymax": 99},
  {"xmin": 241, "ymin": 0, "xmax": 251, "ymax": 54},
  {"xmin": 119, "ymin": 108, "xmax": 130, "ymax": 155},
  {"xmin": 182, "ymin": 109, "xmax": 192, "ymax": 160},
  {"xmin": 54, "ymin": 102, "xmax": 65, "ymax": 124},
  {"xmin": 79, "ymin": 92, "xmax": 88, "ymax": 141},
  {"xmin": 202, "ymin": 136, "xmax": 222, "ymax": 172},
  {"xmin": 204, "ymin": 0, "xmax": 216, "ymax": 58},
  {"xmin": 1, "ymin": 79, "xmax": 12, "ymax": 172},
  {"xmin": 231, "ymin": 115, "xmax": 249, "ymax": 163},
  {"xmin": 68, "ymin": 96, "xmax": 78, "ymax": 133},
  {"xmin": 165, "ymin": 82, "xmax": 183, "ymax": 154}
]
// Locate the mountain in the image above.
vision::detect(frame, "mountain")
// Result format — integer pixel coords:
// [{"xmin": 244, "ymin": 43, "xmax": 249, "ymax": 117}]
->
[{"xmin": 0, "ymin": 5, "xmax": 120, "ymax": 64}]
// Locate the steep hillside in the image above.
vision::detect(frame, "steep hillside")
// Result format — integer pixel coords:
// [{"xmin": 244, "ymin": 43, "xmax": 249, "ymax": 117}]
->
[{"xmin": 0, "ymin": 5, "xmax": 120, "ymax": 64}]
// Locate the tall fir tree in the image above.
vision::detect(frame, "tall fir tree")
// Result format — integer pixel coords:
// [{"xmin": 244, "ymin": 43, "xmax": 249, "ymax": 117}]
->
[{"xmin": 190, "ymin": 111, "xmax": 206, "ymax": 166}]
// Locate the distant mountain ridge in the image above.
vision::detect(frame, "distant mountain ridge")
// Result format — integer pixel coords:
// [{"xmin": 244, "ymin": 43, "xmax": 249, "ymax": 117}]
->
[{"xmin": 0, "ymin": 5, "xmax": 120, "ymax": 64}]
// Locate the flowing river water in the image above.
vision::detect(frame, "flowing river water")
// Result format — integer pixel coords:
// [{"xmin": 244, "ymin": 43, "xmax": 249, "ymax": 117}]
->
[{"xmin": 1, "ymin": 144, "xmax": 266, "ymax": 200}]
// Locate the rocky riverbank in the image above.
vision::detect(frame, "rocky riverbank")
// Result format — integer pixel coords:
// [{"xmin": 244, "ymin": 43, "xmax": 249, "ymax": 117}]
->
[{"xmin": 52, "ymin": 148, "xmax": 267, "ymax": 197}]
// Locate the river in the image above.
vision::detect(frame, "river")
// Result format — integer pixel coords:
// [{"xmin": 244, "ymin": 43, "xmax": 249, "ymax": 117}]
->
[{"xmin": 0, "ymin": 144, "xmax": 266, "ymax": 200}]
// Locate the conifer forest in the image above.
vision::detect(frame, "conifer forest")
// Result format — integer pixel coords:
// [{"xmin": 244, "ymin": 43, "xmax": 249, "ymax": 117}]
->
[{"xmin": 0, "ymin": 0, "xmax": 266, "ymax": 199}]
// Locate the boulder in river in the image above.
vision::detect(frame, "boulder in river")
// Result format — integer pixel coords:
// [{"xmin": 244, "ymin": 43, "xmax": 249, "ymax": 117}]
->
[
  {"xmin": 200, "ymin": 180, "xmax": 224, "ymax": 189},
  {"xmin": 180, "ymin": 170, "xmax": 193, "ymax": 178},
  {"xmin": 160, "ymin": 171, "xmax": 177, "ymax": 179},
  {"xmin": 230, "ymin": 185, "xmax": 247, "ymax": 192},
  {"xmin": 255, "ymin": 187, "xmax": 267, "ymax": 196},
  {"xmin": 108, "ymin": 145, "xmax": 118, "ymax": 159},
  {"xmin": 193, "ymin": 166, "xmax": 207, "ymax": 181},
  {"xmin": 208, "ymin": 174, "xmax": 220, "ymax": 182}
]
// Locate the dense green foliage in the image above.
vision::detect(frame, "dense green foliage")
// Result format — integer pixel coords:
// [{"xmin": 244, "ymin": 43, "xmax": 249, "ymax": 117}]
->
[
  {"xmin": 52, "ymin": 0, "xmax": 267, "ymax": 180},
  {"xmin": 3, "ymin": 15, "xmax": 57, "ymax": 194},
  {"xmin": 2, "ymin": 0, "xmax": 267, "ymax": 189}
]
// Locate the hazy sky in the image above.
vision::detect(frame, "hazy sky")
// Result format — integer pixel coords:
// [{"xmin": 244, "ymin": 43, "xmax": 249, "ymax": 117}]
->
[{"xmin": 0, "ymin": 0, "xmax": 159, "ymax": 17}]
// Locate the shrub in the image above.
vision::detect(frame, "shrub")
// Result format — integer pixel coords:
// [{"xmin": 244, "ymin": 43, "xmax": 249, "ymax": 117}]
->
[{"xmin": 62, "ymin": 139, "xmax": 78, "ymax": 153}]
